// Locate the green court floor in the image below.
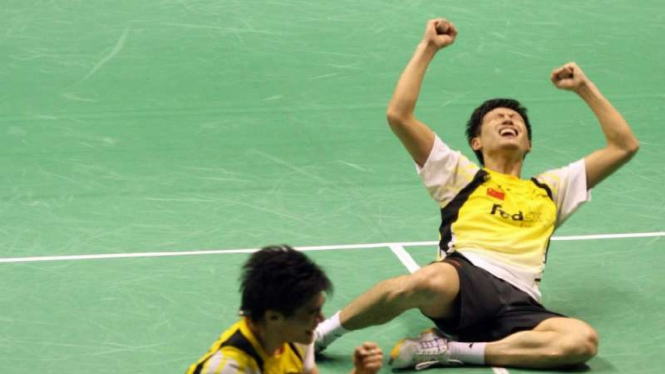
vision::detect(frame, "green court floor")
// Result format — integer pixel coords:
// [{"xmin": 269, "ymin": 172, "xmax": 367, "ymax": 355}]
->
[{"xmin": 1, "ymin": 1, "xmax": 663, "ymax": 373}]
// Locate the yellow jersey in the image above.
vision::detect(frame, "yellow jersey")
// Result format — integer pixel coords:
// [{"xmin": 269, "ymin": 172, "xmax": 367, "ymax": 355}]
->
[
  {"xmin": 186, "ymin": 318, "xmax": 314, "ymax": 374},
  {"xmin": 418, "ymin": 135, "xmax": 590, "ymax": 301}
]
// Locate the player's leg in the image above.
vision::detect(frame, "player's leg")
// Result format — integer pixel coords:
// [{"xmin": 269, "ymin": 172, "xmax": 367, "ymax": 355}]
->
[
  {"xmin": 485, "ymin": 317, "xmax": 598, "ymax": 368},
  {"xmin": 315, "ymin": 261, "xmax": 460, "ymax": 351},
  {"xmin": 342, "ymin": 261, "xmax": 459, "ymax": 328},
  {"xmin": 389, "ymin": 254, "xmax": 597, "ymax": 370},
  {"xmin": 389, "ymin": 317, "xmax": 598, "ymax": 370}
]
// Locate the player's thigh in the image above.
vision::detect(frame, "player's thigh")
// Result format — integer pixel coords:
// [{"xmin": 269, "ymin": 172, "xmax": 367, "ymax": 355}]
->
[{"xmin": 408, "ymin": 261, "xmax": 460, "ymax": 320}]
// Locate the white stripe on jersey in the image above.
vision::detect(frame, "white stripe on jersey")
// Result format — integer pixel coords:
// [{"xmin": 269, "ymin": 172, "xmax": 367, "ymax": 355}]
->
[{"xmin": 201, "ymin": 352, "xmax": 258, "ymax": 374}]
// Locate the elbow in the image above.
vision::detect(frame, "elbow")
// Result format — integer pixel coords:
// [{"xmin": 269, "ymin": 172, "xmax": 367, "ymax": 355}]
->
[
  {"xmin": 627, "ymin": 139, "xmax": 640, "ymax": 155},
  {"xmin": 386, "ymin": 110, "xmax": 402, "ymax": 126},
  {"xmin": 622, "ymin": 137, "xmax": 639, "ymax": 158},
  {"xmin": 386, "ymin": 110, "xmax": 410, "ymax": 128},
  {"xmin": 614, "ymin": 138, "xmax": 639, "ymax": 161}
]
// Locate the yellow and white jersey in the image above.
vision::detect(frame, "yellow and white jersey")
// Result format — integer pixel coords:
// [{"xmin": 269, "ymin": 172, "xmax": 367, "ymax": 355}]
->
[
  {"xmin": 186, "ymin": 318, "xmax": 315, "ymax": 374},
  {"xmin": 418, "ymin": 135, "xmax": 591, "ymax": 301}
]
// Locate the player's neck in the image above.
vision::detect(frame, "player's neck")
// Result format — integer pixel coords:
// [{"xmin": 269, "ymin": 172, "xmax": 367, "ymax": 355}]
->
[
  {"xmin": 248, "ymin": 319, "xmax": 284, "ymax": 356},
  {"xmin": 483, "ymin": 156, "xmax": 523, "ymax": 177}
]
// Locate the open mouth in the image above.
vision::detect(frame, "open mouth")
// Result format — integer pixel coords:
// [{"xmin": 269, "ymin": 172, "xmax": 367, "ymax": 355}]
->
[{"xmin": 499, "ymin": 128, "xmax": 518, "ymax": 138}]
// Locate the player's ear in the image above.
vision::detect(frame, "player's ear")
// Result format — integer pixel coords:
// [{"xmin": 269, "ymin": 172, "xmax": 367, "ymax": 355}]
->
[{"xmin": 471, "ymin": 136, "xmax": 482, "ymax": 151}]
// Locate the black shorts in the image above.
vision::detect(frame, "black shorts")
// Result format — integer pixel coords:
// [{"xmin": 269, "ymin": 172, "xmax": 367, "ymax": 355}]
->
[{"xmin": 429, "ymin": 252, "xmax": 565, "ymax": 342}]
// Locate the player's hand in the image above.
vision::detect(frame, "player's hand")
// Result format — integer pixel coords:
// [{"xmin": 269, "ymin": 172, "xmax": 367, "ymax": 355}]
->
[
  {"xmin": 550, "ymin": 62, "xmax": 590, "ymax": 92},
  {"xmin": 352, "ymin": 342, "xmax": 383, "ymax": 374},
  {"xmin": 422, "ymin": 18, "xmax": 457, "ymax": 50}
]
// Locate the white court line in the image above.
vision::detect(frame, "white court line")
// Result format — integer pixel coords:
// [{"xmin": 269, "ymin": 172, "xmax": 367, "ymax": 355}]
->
[
  {"xmin": 389, "ymin": 244, "xmax": 420, "ymax": 273},
  {"xmin": 548, "ymin": 232, "xmax": 664, "ymax": 241},
  {"xmin": 388, "ymin": 243, "xmax": 511, "ymax": 374},
  {"xmin": 0, "ymin": 231, "xmax": 662, "ymax": 264}
]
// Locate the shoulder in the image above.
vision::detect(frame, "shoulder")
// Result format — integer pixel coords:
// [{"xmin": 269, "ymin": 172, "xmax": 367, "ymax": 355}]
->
[
  {"xmin": 420, "ymin": 134, "xmax": 474, "ymax": 169},
  {"xmin": 418, "ymin": 134, "xmax": 480, "ymax": 204},
  {"xmin": 534, "ymin": 159, "xmax": 586, "ymax": 195},
  {"xmin": 189, "ymin": 347, "xmax": 260, "ymax": 374}
]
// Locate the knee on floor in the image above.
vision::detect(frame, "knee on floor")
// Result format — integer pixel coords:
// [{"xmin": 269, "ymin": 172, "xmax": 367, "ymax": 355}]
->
[{"xmin": 557, "ymin": 327, "xmax": 599, "ymax": 363}]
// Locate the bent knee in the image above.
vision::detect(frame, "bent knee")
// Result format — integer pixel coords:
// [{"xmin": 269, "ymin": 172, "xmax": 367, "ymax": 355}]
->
[
  {"xmin": 558, "ymin": 327, "xmax": 599, "ymax": 363},
  {"xmin": 581, "ymin": 326, "xmax": 599, "ymax": 359},
  {"xmin": 405, "ymin": 263, "xmax": 459, "ymax": 316},
  {"xmin": 411, "ymin": 263, "xmax": 459, "ymax": 297}
]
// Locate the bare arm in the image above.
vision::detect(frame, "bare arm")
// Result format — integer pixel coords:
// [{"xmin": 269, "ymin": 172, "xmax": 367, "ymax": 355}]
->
[
  {"xmin": 386, "ymin": 19, "xmax": 457, "ymax": 167},
  {"xmin": 550, "ymin": 63, "xmax": 639, "ymax": 189}
]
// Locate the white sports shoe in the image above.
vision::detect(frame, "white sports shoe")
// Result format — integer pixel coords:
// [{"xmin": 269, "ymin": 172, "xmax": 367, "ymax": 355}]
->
[{"xmin": 389, "ymin": 329, "xmax": 463, "ymax": 370}]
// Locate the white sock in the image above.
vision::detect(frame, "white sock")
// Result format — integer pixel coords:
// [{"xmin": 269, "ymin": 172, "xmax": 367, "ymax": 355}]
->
[
  {"xmin": 316, "ymin": 311, "xmax": 349, "ymax": 339},
  {"xmin": 448, "ymin": 341, "xmax": 486, "ymax": 365}
]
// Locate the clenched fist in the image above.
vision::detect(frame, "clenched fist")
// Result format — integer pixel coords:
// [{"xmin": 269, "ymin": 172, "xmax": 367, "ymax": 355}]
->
[
  {"xmin": 550, "ymin": 62, "xmax": 590, "ymax": 92},
  {"xmin": 422, "ymin": 18, "xmax": 458, "ymax": 50},
  {"xmin": 352, "ymin": 342, "xmax": 383, "ymax": 374}
]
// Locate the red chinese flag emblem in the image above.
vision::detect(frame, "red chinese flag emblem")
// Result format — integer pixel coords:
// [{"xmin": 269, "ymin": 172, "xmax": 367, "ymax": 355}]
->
[{"xmin": 487, "ymin": 188, "xmax": 505, "ymax": 200}]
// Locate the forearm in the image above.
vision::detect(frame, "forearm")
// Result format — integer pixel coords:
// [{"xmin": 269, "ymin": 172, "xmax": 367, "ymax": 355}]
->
[
  {"xmin": 576, "ymin": 82, "xmax": 639, "ymax": 152},
  {"xmin": 387, "ymin": 42, "xmax": 438, "ymax": 120}
]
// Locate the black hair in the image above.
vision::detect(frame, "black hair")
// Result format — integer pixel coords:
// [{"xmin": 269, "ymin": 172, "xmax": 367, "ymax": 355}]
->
[
  {"xmin": 239, "ymin": 245, "xmax": 332, "ymax": 321},
  {"xmin": 465, "ymin": 98, "xmax": 532, "ymax": 165}
]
